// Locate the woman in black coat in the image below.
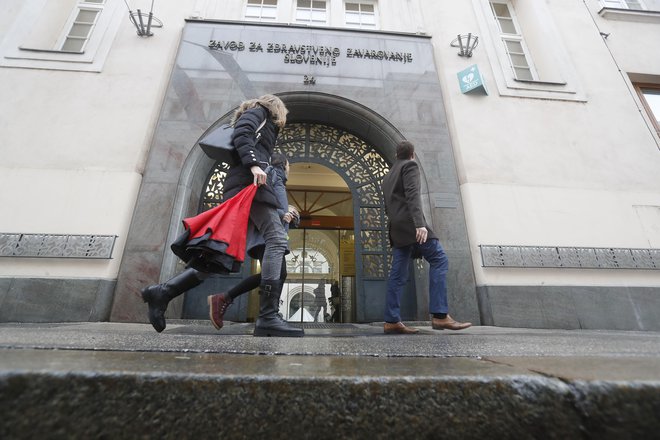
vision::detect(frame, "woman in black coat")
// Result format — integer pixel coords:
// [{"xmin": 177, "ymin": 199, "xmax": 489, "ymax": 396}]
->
[
  {"xmin": 208, "ymin": 153, "xmax": 300, "ymax": 332},
  {"xmin": 141, "ymin": 94, "xmax": 303, "ymax": 337}
]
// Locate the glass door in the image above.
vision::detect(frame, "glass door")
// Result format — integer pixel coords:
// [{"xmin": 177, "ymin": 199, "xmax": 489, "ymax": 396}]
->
[{"xmin": 283, "ymin": 229, "xmax": 354, "ymax": 323}]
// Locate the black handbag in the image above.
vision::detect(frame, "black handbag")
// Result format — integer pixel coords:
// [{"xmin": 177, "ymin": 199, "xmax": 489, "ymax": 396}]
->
[{"xmin": 199, "ymin": 119, "xmax": 267, "ymax": 165}]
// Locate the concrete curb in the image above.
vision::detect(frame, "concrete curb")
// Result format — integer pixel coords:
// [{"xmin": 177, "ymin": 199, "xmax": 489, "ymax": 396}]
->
[
  {"xmin": 2, "ymin": 369, "xmax": 659, "ymax": 439},
  {"xmin": 2, "ymin": 323, "xmax": 660, "ymax": 438}
]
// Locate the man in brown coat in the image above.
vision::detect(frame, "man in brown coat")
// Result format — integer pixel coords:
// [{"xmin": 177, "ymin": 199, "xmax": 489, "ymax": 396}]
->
[{"xmin": 381, "ymin": 140, "xmax": 471, "ymax": 334}]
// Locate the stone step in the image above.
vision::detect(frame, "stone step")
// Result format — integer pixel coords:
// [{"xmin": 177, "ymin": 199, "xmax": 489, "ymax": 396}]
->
[{"xmin": 1, "ymin": 322, "xmax": 660, "ymax": 438}]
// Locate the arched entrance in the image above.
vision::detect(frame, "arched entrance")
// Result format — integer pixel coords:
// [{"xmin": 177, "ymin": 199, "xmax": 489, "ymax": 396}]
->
[
  {"xmin": 186, "ymin": 122, "xmax": 418, "ymax": 323},
  {"xmin": 109, "ymin": 33, "xmax": 480, "ymax": 325}
]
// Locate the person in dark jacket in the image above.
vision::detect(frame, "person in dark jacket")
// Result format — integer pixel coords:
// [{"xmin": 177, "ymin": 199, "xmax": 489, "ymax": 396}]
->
[
  {"xmin": 141, "ymin": 95, "xmax": 303, "ymax": 337},
  {"xmin": 381, "ymin": 140, "xmax": 471, "ymax": 334},
  {"xmin": 219, "ymin": 95, "xmax": 303, "ymax": 337},
  {"xmin": 207, "ymin": 152, "xmax": 301, "ymax": 334}
]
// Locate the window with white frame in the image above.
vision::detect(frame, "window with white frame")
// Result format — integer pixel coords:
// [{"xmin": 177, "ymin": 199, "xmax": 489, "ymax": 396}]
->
[
  {"xmin": 489, "ymin": 0, "xmax": 535, "ymax": 81},
  {"xmin": 20, "ymin": 0, "xmax": 105, "ymax": 53},
  {"xmin": 602, "ymin": 0, "xmax": 646, "ymax": 9},
  {"xmin": 0, "ymin": 0, "xmax": 123, "ymax": 72},
  {"xmin": 474, "ymin": 0, "xmax": 583, "ymax": 100},
  {"xmin": 345, "ymin": 2, "xmax": 376, "ymax": 28},
  {"xmin": 60, "ymin": 0, "xmax": 106, "ymax": 52},
  {"xmin": 245, "ymin": 0, "xmax": 277, "ymax": 22},
  {"xmin": 295, "ymin": 0, "xmax": 327, "ymax": 25},
  {"xmin": 636, "ymin": 84, "xmax": 660, "ymax": 135}
]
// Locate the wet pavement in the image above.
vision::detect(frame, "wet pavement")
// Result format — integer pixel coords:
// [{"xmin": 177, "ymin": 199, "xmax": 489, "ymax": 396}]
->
[
  {"xmin": 1, "ymin": 321, "xmax": 660, "ymax": 438},
  {"xmin": 2, "ymin": 320, "xmax": 660, "ymax": 380},
  {"xmin": 1, "ymin": 320, "xmax": 660, "ymax": 360}
]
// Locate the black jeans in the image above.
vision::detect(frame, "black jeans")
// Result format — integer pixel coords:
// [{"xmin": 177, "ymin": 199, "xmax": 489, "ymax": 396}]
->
[{"xmin": 248, "ymin": 201, "xmax": 288, "ymax": 281}]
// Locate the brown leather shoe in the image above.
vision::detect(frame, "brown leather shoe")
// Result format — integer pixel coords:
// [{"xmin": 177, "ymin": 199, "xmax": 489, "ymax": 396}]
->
[
  {"xmin": 208, "ymin": 293, "xmax": 232, "ymax": 330},
  {"xmin": 384, "ymin": 322, "xmax": 420, "ymax": 334},
  {"xmin": 432, "ymin": 315, "xmax": 472, "ymax": 331}
]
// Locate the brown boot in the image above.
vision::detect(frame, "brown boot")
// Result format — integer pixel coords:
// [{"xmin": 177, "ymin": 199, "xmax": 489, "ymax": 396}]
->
[
  {"xmin": 207, "ymin": 293, "xmax": 232, "ymax": 330},
  {"xmin": 432, "ymin": 315, "xmax": 472, "ymax": 331},
  {"xmin": 384, "ymin": 322, "xmax": 419, "ymax": 334}
]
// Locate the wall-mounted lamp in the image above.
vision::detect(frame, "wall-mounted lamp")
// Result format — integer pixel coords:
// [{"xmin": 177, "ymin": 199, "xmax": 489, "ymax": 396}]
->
[
  {"xmin": 124, "ymin": 0, "xmax": 163, "ymax": 37},
  {"xmin": 450, "ymin": 33, "xmax": 479, "ymax": 57}
]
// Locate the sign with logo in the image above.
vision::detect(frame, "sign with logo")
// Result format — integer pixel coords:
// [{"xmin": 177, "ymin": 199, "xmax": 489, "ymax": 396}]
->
[{"xmin": 457, "ymin": 64, "xmax": 487, "ymax": 95}]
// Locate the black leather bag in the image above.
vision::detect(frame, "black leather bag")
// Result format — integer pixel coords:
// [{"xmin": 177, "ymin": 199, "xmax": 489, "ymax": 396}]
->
[
  {"xmin": 199, "ymin": 119, "xmax": 267, "ymax": 165},
  {"xmin": 199, "ymin": 124, "xmax": 238, "ymax": 165}
]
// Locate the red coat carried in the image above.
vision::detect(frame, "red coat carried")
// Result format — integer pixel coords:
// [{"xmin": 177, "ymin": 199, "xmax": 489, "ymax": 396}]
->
[{"xmin": 170, "ymin": 185, "xmax": 257, "ymax": 274}]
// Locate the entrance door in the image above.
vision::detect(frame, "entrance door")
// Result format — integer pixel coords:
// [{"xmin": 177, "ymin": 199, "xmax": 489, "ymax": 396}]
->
[
  {"xmin": 283, "ymin": 228, "xmax": 355, "ymax": 323},
  {"xmin": 281, "ymin": 174, "xmax": 356, "ymax": 323}
]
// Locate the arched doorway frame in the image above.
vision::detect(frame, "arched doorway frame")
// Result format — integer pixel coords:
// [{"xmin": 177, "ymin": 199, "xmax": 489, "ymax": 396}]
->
[
  {"xmin": 162, "ymin": 92, "xmax": 433, "ymax": 322},
  {"xmin": 277, "ymin": 122, "xmax": 392, "ymax": 321}
]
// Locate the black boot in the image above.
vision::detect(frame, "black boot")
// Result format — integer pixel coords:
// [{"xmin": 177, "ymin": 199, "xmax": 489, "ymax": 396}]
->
[
  {"xmin": 254, "ymin": 280, "xmax": 304, "ymax": 337},
  {"xmin": 141, "ymin": 269, "xmax": 204, "ymax": 333}
]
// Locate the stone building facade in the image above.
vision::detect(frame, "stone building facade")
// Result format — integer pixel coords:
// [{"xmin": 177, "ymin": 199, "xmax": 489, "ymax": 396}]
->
[{"xmin": 1, "ymin": 0, "xmax": 659, "ymax": 330}]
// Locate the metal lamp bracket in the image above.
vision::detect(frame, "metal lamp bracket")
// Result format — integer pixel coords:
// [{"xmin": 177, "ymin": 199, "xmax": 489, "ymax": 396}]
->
[{"xmin": 450, "ymin": 33, "xmax": 479, "ymax": 57}]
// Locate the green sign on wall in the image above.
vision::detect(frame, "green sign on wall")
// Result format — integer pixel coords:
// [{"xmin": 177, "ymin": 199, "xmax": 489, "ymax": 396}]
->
[{"xmin": 458, "ymin": 64, "xmax": 487, "ymax": 95}]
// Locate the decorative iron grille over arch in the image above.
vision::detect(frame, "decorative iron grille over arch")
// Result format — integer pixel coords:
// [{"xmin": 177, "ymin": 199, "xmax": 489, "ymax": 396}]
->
[
  {"xmin": 200, "ymin": 123, "xmax": 391, "ymax": 280},
  {"xmin": 200, "ymin": 161, "xmax": 231, "ymax": 211}
]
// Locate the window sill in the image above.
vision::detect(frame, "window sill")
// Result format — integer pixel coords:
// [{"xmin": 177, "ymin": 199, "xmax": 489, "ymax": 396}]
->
[
  {"xmin": 500, "ymin": 77, "xmax": 585, "ymax": 102},
  {"xmin": 513, "ymin": 79, "xmax": 567, "ymax": 87},
  {"xmin": 19, "ymin": 46, "xmax": 84, "ymax": 55},
  {"xmin": 598, "ymin": 7, "xmax": 660, "ymax": 23}
]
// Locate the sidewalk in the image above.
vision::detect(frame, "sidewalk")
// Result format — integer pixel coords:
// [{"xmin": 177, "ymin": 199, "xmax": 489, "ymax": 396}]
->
[{"xmin": 1, "ymin": 321, "xmax": 659, "ymax": 438}]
